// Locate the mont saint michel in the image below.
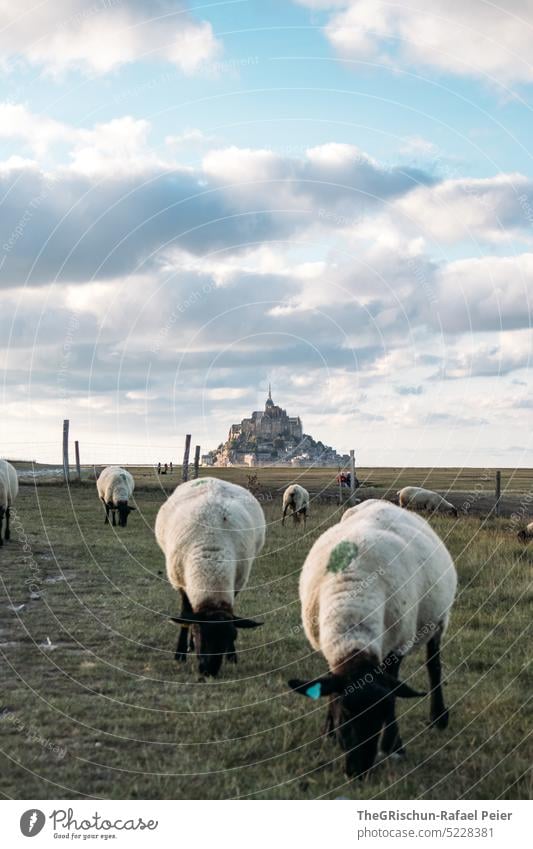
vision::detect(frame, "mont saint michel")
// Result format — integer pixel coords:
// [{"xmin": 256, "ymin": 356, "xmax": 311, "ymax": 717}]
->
[{"xmin": 205, "ymin": 387, "xmax": 349, "ymax": 467}]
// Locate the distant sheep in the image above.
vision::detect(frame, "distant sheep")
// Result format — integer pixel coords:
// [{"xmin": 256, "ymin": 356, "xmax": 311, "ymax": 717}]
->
[
  {"xmin": 398, "ymin": 485, "xmax": 458, "ymax": 517},
  {"xmin": 96, "ymin": 466, "xmax": 136, "ymax": 527},
  {"xmin": 155, "ymin": 477, "xmax": 266, "ymax": 676},
  {"xmin": 289, "ymin": 499, "xmax": 457, "ymax": 779},
  {"xmin": 0, "ymin": 460, "xmax": 18, "ymax": 546},
  {"xmin": 517, "ymin": 522, "xmax": 533, "ymax": 542},
  {"xmin": 282, "ymin": 484, "xmax": 310, "ymax": 527}
]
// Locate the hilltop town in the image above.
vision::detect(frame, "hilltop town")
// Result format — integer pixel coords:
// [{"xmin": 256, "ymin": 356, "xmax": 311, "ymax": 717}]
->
[{"xmin": 203, "ymin": 387, "xmax": 350, "ymax": 467}]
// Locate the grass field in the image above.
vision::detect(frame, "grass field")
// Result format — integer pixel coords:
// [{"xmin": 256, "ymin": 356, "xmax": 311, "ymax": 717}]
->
[{"xmin": 0, "ymin": 478, "xmax": 532, "ymax": 800}]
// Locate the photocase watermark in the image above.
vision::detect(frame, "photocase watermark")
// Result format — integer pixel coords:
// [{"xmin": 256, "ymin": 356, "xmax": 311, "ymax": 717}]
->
[
  {"xmin": 459, "ymin": 469, "xmax": 492, "ymax": 514},
  {"xmin": 1, "ymin": 710, "xmax": 67, "ymax": 760},
  {"xmin": 57, "ymin": 312, "xmax": 81, "ymax": 404},
  {"xmin": 150, "ymin": 280, "xmax": 216, "ymax": 354},
  {"xmin": 1, "ymin": 182, "xmax": 51, "ymax": 259},
  {"xmin": 9, "ymin": 507, "xmax": 44, "ymax": 596}
]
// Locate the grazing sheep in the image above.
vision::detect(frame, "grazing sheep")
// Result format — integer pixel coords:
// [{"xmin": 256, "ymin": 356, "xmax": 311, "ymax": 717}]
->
[
  {"xmin": 398, "ymin": 485, "xmax": 458, "ymax": 517},
  {"xmin": 517, "ymin": 522, "xmax": 533, "ymax": 542},
  {"xmin": 0, "ymin": 460, "xmax": 18, "ymax": 546},
  {"xmin": 288, "ymin": 499, "xmax": 457, "ymax": 779},
  {"xmin": 282, "ymin": 483, "xmax": 310, "ymax": 527},
  {"xmin": 96, "ymin": 466, "xmax": 136, "ymax": 527},
  {"xmin": 155, "ymin": 477, "xmax": 265, "ymax": 676}
]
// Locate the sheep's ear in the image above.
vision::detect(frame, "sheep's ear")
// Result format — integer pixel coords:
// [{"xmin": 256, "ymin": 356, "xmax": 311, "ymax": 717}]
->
[
  {"xmin": 381, "ymin": 673, "xmax": 425, "ymax": 698},
  {"xmin": 288, "ymin": 675, "xmax": 343, "ymax": 699},
  {"xmin": 233, "ymin": 617, "xmax": 263, "ymax": 629},
  {"xmin": 169, "ymin": 614, "xmax": 199, "ymax": 626}
]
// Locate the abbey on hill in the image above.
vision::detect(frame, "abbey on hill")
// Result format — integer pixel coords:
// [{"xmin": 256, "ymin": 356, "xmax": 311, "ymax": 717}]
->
[{"xmin": 204, "ymin": 386, "xmax": 349, "ymax": 467}]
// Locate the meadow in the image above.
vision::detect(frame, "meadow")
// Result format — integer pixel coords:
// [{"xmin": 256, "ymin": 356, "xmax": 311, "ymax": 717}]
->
[{"xmin": 0, "ymin": 472, "xmax": 531, "ymax": 800}]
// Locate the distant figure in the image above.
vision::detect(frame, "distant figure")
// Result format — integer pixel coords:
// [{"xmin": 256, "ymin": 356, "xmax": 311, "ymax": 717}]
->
[
  {"xmin": 157, "ymin": 462, "xmax": 161, "ymax": 475},
  {"xmin": 164, "ymin": 463, "xmax": 168, "ymax": 475},
  {"xmin": 345, "ymin": 472, "xmax": 351, "ymax": 489},
  {"xmin": 169, "ymin": 461, "xmax": 173, "ymax": 473},
  {"xmin": 336, "ymin": 471, "xmax": 349, "ymax": 488}
]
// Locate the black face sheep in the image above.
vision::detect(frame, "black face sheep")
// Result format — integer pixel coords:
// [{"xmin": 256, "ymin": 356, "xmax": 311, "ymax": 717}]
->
[
  {"xmin": 0, "ymin": 459, "xmax": 18, "ymax": 546},
  {"xmin": 96, "ymin": 466, "xmax": 136, "ymax": 527},
  {"xmin": 288, "ymin": 499, "xmax": 457, "ymax": 780},
  {"xmin": 282, "ymin": 483, "xmax": 310, "ymax": 527},
  {"xmin": 155, "ymin": 477, "xmax": 265, "ymax": 677},
  {"xmin": 397, "ymin": 485, "xmax": 458, "ymax": 517}
]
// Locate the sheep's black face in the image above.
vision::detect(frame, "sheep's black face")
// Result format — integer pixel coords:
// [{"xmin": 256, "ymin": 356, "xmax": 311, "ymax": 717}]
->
[
  {"xmin": 117, "ymin": 501, "xmax": 135, "ymax": 527},
  {"xmin": 170, "ymin": 610, "xmax": 263, "ymax": 677},
  {"xmin": 194, "ymin": 616, "xmax": 238, "ymax": 677},
  {"xmin": 329, "ymin": 687, "xmax": 390, "ymax": 779},
  {"xmin": 288, "ymin": 670, "xmax": 424, "ymax": 780}
]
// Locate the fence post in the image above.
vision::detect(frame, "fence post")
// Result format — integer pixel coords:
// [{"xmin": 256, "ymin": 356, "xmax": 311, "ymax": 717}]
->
[
  {"xmin": 495, "ymin": 470, "xmax": 501, "ymax": 517},
  {"xmin": 350, "ymin": 449, "xmax": 356, "ymax": 497},
  {"xmin": 62, "ymin": 419, "xmax": 70, "ymax": 484},
  {"xmin": 75, "ymin": 440, "xmax": 81, "ymax": 481},
  {"xmin": 182, "ymin": 434, "xmax": 191, "ymax": 482},
  {"xmin": 193, "ymin": 445, "xmax": 201, "ymax": 479}
]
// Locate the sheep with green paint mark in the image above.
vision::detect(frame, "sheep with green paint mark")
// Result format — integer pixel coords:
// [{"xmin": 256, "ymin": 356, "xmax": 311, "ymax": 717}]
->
[
  {"xmin": 288, "ymin": 498, "xmax": 457, "ymax": 780},
  {"xmin": 155, "ymin": 477, "xmax": 265, "ymax": 677}
]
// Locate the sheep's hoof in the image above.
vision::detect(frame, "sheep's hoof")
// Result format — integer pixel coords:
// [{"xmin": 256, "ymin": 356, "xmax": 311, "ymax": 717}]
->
[
  {"xmin": 226, "ymin": 653, "xmax": 238, "ymax": 664},
  {"xmin": 429, "ymin": 708, "xmax": 449, "ymax": 729}
]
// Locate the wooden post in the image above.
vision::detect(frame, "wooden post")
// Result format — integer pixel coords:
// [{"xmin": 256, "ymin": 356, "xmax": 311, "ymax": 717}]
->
[
  {"xmin": 350, "ymin": 449, "xmax": 356, "ymax": 497},
  {"xmin": 62, "ymin": 419, "xmax": 70, "ymax": 484},
  {"xmin": 182, "ymin": 434, "xmax": 191, "ymax": 482},
  {"xmin": 193, "ymin": 445, "xmax": 201, "ymax": 479},
  {"xmin": 495, "ymin": 470, "xmax": 501, "ymax": 517},
  {"xmin": 75, "ymin": 440, "xmax": 81, "ymax": 481}
]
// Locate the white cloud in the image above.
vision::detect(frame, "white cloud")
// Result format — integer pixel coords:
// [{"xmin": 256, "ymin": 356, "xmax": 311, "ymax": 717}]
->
[
  {"xmin": 0, "ymin": 1, "xmax": 221, "ymax": 76},
  {"xmin": 297, "ymin": 0, "xmax": 533, "ymax": 86}
]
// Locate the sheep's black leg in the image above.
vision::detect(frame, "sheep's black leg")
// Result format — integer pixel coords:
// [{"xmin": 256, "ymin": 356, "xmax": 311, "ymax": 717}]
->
[
  {"xmin": 282, "ymin": 504, "xmax": 289, "ymax": 526},
  {"xmin": 427, "ymin": 634, "xmax": 449, "ymax": 729},
  {"xmin": 102, "ymin": 499, "xmax": 110, "ymax": 524},
  {"xmin": 111, "ymin": 509, "xmax": 116, "ymax": 527},
  {"xmin": 175, "ymin": 590, "xmax": 193, "ymax": 662},
  {"xmin": 302, "ymin": 508, "xmax": 307, "ymax": 528},
  {"xmin": 4, "ymin": 507, "xmax": 10, "ymax": 541},
  {"xmin": 380, "ymin": 654, "xmax": 405, "ymax": 756}
]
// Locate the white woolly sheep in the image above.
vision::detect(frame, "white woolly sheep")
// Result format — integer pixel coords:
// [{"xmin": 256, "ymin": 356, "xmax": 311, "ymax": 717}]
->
[
  {"xmin": 155, "ymin": 477, "xmax": 266, "ymax": 676},
  {"xmin": 0, "ymin": 459, "xmax": 19, "ymax": 546},
  {"xmin": 96, "ymin": 466, "xmax": 136, "ymax": 528},
  {"xmin": 398, "ymin": 485, "xmax": 458, "ymax": 517},
  {"xmin": 282, "ymin": 483, "xmax": 310, "ymax": 527},
  {"xmin": 517, "ymin": 522, "xmax": 533, "ymax": 542},
  {"xmin": 289, "ymin": 498, "xmax": 457, "ymax": 779}
]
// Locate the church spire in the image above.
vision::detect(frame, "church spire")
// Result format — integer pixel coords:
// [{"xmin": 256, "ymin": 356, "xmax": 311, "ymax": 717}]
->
[{"xmin": 268, "ymin": 382, "xmax": 272, "ymax": 401}]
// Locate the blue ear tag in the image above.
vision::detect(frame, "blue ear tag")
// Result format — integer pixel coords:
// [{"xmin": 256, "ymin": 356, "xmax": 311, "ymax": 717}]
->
[{"xmin": 306, "ymin": 682, "xmax": 322, "ymax": 700}]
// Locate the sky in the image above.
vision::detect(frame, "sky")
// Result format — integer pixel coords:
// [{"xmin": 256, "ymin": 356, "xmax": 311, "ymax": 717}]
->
[{"xmin": 0, "ymin": 0, "xmax": 532, "ymax": 467}]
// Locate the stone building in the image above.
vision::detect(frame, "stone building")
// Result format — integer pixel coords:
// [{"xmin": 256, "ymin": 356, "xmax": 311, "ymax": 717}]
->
[{"xmin": 206, "ymin": 386, "xmax": 349, "ymax": 467}]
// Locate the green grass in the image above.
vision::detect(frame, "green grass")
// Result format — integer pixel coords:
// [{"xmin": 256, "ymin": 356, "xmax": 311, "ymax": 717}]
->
[{"xmin": 0, "ymin": 482, "xmax": 531, "ymax": 799}]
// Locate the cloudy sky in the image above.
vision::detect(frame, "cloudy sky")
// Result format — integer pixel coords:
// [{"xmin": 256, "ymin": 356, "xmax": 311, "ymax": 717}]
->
[{"xmin": 0, "ymin": 0, "xmax": 532, "ymax": 466}]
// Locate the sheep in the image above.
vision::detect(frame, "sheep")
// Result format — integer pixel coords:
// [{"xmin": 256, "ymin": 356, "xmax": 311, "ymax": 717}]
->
[
  {"xmin": 517, "ymin": 522, "xmax": 533, "ymax": 542},
  {"xmin": 0, "ymin": 460, "xmax": 18, "ymax": 546},
  {"xmin": 288, "ymin": 498, "xmax": 457, "ymax": 780},
  {"xmin": 155, "ymin": 477, "xmax": 266, "ymax": 676},
  {"xmin": 96, "ymin": 466, "xmax": 136, "ymax": 527},
  {"xmin": 398, "ymin": 485, "xmax": 458, "ymax": 517},
  {"xmin": 282, "ymin": 483, "xmax": 310, "ymax": 527}
]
